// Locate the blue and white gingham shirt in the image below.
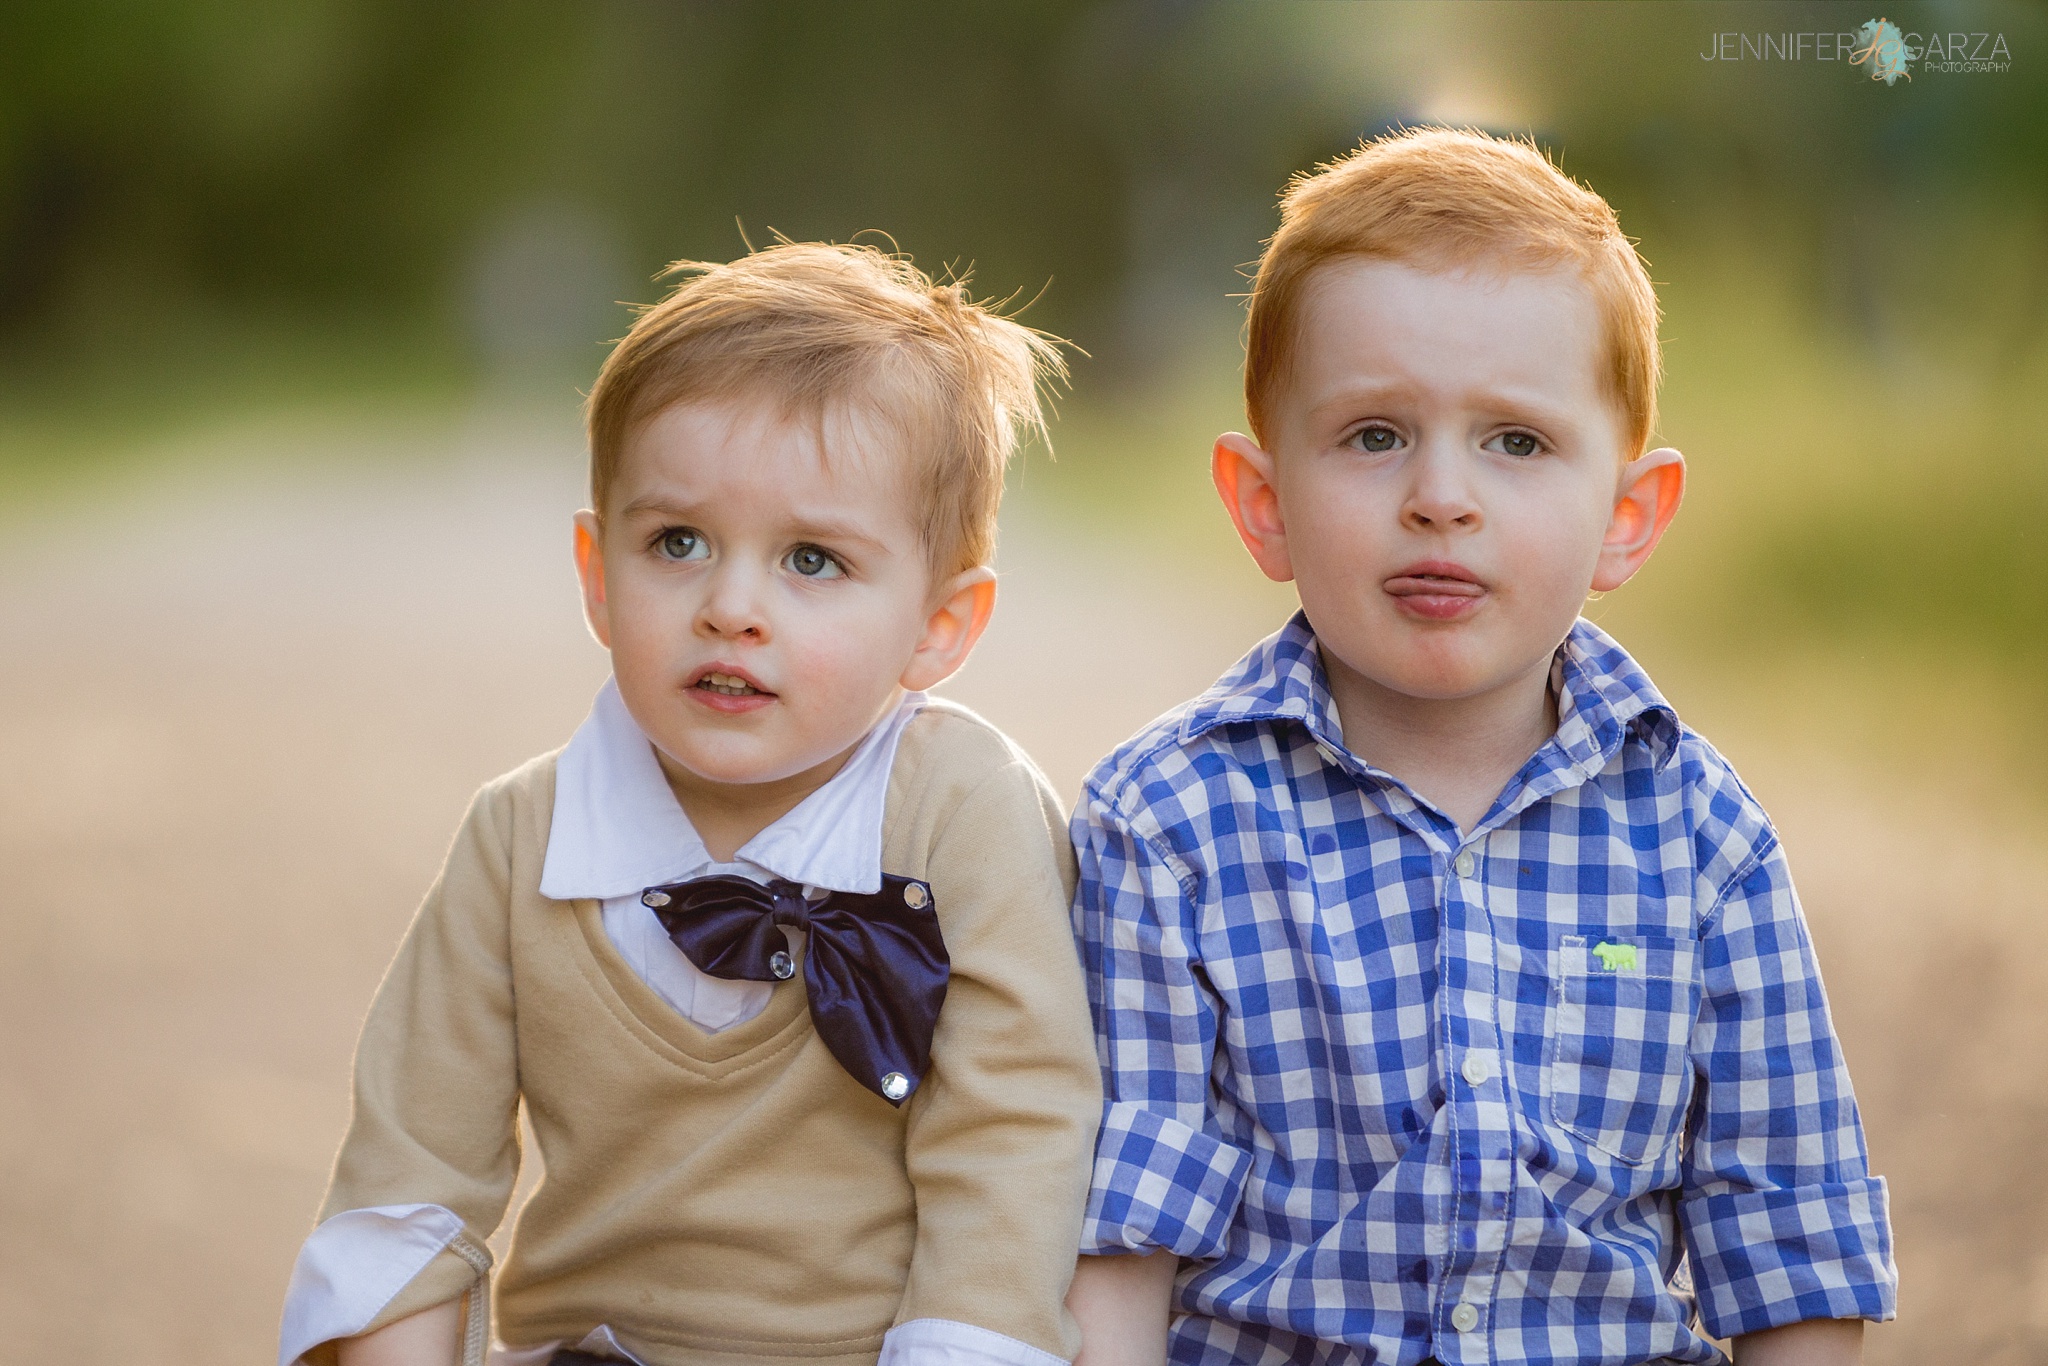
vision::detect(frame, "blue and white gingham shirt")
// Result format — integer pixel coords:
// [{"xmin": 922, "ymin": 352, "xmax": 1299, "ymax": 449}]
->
[{"xmin": 1071, "ymin": 614, "xmax": 1895, "ymax": 1366}]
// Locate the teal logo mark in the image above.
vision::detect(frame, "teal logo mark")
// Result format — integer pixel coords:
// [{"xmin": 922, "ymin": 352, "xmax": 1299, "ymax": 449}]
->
[
  {"xmin": 1592, "ymin": 941, "xmax": 1639, "ymax": 973},
  {"xmin": 1851, "ymin": 18, "xmax": 1919, "ymax": 83}
]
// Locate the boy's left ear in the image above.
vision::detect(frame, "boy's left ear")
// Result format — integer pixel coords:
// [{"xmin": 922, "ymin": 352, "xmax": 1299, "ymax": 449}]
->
[
  {"xmin": 901, "ymin": 566, "xmax": 997, "ymax": 692},
  {"xmin": 1592, "ymin": 447, "xmax": 1685, "ymax": 593}
]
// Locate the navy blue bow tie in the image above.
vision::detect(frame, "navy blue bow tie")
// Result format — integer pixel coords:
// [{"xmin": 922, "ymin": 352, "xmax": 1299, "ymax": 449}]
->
[{"xmin": 639, "ymin": 873, "xmax": 948, "ymax": 1106}]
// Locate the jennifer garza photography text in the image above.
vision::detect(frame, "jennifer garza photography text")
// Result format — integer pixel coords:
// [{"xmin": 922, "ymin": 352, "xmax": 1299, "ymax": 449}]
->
[{"xmin": 1701, "ymin": 28, "xmax": 2012, "ymax": 73}]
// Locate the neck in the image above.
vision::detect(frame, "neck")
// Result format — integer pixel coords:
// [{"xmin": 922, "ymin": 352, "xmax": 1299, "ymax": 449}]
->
[
  {"xmin": 656, "ymin": 740, "xmax": 863, "ymax": 865},
  {"xmin": 1320, "ymin": 646, "xmax": 1557, "ymax": 837}
]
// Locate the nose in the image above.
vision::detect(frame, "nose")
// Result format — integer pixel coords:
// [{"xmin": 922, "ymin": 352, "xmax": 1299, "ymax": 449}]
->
[
  {"xmin": 695, "ymin": 560, "xmax": 769, "ymax": 641},
  {"xmin": 1400, "ymin": 440, "xmax": 1482, "ymax": 533}
]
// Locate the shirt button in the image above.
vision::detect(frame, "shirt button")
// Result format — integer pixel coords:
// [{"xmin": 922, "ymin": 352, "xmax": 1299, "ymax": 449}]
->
[
  {"xmin": 1460, "ymin": 1051, "xmax": 1493, "ymax": 1086},
  {"xmin": 769, "ymin": 950, "xmax": 795, "ymax": 980},
  {"xmin": 1454, "ymin": 850, "xmax": 1476, "ymax": 878},
  {"xmin": 1450, "ymin": 1302, "xmax": 1481, "ymax": 1332}
]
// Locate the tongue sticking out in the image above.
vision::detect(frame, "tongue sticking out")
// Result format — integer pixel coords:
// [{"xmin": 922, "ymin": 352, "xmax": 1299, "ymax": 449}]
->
[{"xmin": 1385, "ymin": 575, "xmax": 1484, "ymax": 621}]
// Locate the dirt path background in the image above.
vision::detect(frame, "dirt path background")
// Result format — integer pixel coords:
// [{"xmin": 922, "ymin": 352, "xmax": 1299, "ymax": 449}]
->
[{"xmin": 2, "ymin": 416, "xmax": 2043, "ymax": 1364}]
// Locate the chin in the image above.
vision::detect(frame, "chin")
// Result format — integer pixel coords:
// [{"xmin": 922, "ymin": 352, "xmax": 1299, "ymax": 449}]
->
[
  {"xmin": 1343, "ymin": 638, "xmax": 1479, "ymax": 697},
  {"xmin": 1384, "ymin": 670, "xmax": 1493, "ymax": 702},
  {"xmin": 654, "ymin": 738, "xmax": 778, "ymax": 787},
  {"xmin": 1356, "ymin": 643, "xmax": 1522, "ymax": 702}
]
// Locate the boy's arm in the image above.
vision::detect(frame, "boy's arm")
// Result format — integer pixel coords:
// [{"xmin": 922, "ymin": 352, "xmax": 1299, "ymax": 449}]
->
[
  {"xmin": 1064, "ymin": 788, "xmax": 1251, "ymax": 1362},
  {"xmin": 1731, "ymin": 1318, "xmax": 1864, "ymax": 1365},
  {"xmin": 333, "ymin": 1299, "xmax": 463, "ymax": 1366},
  {"xmin": 1678, "ymin": 824, "xmax": 1896, "ymax": 1345},
  {"xmin": 891, "ymin": 761, "xmax": 1104, "ymax": 1362},
  {"xmin": 280, "ymin": 784, "xmax": 526, "ymax": 1366},
  {"xmin": 1068, "ymin": 787, "xmax": 1249, "ymax": 1260},
  {"xmin": 1067, "ymin": 1250, "xmax": 1176, "ymax": 1366}
]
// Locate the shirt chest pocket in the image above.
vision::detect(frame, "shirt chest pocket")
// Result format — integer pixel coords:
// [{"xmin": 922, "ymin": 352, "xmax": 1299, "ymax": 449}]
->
[{"xmin": 1546, "ymin": 933, "xmax": 1701, "ymax": 1166}]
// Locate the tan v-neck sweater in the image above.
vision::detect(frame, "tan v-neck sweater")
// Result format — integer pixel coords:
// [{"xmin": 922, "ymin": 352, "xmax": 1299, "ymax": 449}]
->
[{"xmin": 311, "ymin": 701, "xmax": 1101, "ymax": 1366}]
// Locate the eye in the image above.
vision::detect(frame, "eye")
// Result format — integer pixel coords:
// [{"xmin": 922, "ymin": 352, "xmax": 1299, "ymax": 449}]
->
[
  {"xmin": 784, "ymin": 544, "xmax": 845, "ymax": 579},
  {"xmin": 1347, "ymin": 424, "xmax": 1402, "ymax": 453},
  {"xmin": 1486, "ymin": 430, "xmax": 1544, "ymax": 458},
  {"xmin": 654, "ymin": 527, "xmax": 708, "ymax": 561}
]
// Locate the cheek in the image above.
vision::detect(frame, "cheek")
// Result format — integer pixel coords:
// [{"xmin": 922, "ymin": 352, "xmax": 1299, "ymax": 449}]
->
[
  {"xmin": 1280, "ymin": 472, "xmax": 1383, "ymax": 566},
  {"xmin": 600, "ymin": 569, "xmax": 693, "ymax": 662},
  {"xmin": 605, "ymin": 619, "xmax": 671, "ymax": 687},
  {"xmin": 780, "ymin": 587, "xmax": 924, "ymax": 678},
  {"xmin": 1502, "ymin": 498, "xmax": 1609, "ymax": 601}
]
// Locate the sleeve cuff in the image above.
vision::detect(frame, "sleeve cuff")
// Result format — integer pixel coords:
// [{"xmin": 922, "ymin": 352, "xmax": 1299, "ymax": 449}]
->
[
  {"xmin": 278, "ymin": 1204, "xmax": 487, "ymax": 1366},
  {"xmin": 1682, "ymin": 1175, "xmax": 1899, "ymax": 1339},
  {"xmin": 879, "ymin": 1319, "xmax": 1067, "ymax": 1366},
  {"xmin": 1080, "ymin": 1101, "xmax": 1253, "ymax": 1261}
]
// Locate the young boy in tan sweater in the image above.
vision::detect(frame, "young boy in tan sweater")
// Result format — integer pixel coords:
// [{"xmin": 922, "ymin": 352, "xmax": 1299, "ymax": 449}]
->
[{"xmin": 278, "ymin": 243, "xmax": 1102, "ymax": 1366}]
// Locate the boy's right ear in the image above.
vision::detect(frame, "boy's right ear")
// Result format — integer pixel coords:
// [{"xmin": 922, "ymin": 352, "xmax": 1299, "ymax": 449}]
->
[
  {"xmin": 1212, "ymin": 433, "xmax": 1295, "ymax": 583},
  {"xmin": 573, "ymin": 511, "xmax": 613, "ymax": 650}
]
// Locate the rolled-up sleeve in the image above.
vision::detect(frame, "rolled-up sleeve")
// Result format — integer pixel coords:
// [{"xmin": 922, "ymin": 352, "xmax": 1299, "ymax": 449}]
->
[
  {"xmin": 1679, "ymin": 836, "xmax": 1898, "ymax": 1339},
  {"xmin": 1071, "ymin": 790, "xmax": 1252, "ymax": 1260}
]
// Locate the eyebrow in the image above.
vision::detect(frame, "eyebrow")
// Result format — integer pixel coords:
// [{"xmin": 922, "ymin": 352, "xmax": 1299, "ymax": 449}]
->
[
  {"xmin": 781, "ymin": 515, "xmax": 890, "ymax": 554},
  {"xmin": 1308, "ymin": 379, "xmax": 1581, "ymax": 429},
  {"xmin": 616, "ymin": 494, "xmax": 698, "ymax": 521}
]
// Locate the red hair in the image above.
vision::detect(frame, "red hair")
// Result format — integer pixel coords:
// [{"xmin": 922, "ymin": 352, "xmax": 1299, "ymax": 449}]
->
[{"xmin": 1245, "ymin": 127, "xmax": 1661, "ymax": 458}]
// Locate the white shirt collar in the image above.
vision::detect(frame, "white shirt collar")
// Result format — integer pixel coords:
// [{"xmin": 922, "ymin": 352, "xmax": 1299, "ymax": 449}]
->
[{"xmin": 539, "ymin": 678, "xmax": 923, "ymax": 901}]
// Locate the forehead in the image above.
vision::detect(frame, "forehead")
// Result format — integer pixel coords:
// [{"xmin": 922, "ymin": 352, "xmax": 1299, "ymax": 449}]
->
[
  {"xmin": 611, "ymin": 394, "xmax": 918, "ymax": 526},
  {"xmin": 1287, "ymin": 257, "xmax": 1609, "ymax": 422}
]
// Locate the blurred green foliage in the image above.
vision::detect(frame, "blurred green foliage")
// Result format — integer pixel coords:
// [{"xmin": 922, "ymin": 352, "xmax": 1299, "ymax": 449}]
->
[{"xmin": 2, "ymin": 0, "xmax": 2045, "ymax": 695}]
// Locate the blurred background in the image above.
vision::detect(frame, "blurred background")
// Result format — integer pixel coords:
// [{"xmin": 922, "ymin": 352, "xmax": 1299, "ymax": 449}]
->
[{"xmin": 2, "ymin": 1, "xmax": 2044, "ymax": 1362}]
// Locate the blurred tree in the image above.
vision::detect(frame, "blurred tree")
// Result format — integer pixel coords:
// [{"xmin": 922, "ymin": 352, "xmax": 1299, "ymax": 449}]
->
[
  {"xmin": 0, "ymin": 0, "xmax": 1138, "ymax": 381},
  {"xmin": 0, "ymin": 1, "xmax": 2042, "ymax": 384}
]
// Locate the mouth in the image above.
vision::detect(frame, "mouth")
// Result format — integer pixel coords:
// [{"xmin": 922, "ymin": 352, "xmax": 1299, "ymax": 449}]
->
[
  {"xmin": 686, "ymin": 664, "xmax": 776, "ymax": 709},
  {"xmin": 1383, "ymin": 561, "xmax": 1486, "ymax": 620}
]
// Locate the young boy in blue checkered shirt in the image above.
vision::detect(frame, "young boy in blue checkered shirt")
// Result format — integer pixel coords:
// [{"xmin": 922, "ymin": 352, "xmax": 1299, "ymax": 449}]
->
[{"xmin": 1063, "ymin": 130, "xmax": 1896, "ymax": 1366}]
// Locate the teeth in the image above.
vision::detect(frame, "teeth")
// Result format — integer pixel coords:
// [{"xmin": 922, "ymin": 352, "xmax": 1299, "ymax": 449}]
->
[{"xmin": 699, "ymin": 672, "xmax": 758, "ymax": 696}]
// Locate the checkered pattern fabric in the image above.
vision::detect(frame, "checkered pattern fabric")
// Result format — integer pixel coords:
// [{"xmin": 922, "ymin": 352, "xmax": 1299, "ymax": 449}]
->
[{"xmin": 1071, "ymin": 614, "xmax": 1895, "ymax": 1366}]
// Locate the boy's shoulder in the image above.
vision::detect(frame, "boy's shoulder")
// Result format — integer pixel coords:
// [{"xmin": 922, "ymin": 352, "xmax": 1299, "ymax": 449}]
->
[
  {"xmin": 1561, "ymin": 622, "xmax": 1788, "ymax": 895},
  {"xmin": 480, "ymin": 744, "xmax": 561, "ymax": 808},
  {"xmin": 894, "ymin": 696, "xmax": 1063, "ymax": 813},
  {"xmin": 1077, "ymin": 614, "xmax": 1324, "ymax": 828},
  {"xmin": 448, "ymin": 746, "xmax": 565, "ymax": 874},
  {"xmin": 1660, "ymin": 720, "xmax": 1787, "ymax": 910},
  {"xmin": 884, "ymin": 698, "xmax": 1075, "ymax": 887}
]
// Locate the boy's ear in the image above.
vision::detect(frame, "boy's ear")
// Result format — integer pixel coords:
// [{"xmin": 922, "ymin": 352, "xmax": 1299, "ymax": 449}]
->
[
  {"xmin": 1213, "ymin": 433, "xmax": 1294, "ymax": 583},
  {"xmin": 901, "ymin": 566, "xmax": 997, "ymax": 692},
  {"xmin": 573, "ymin": 511, "xmax": 613, "ymax": 649},
  {"xmin": 1593, "ymin": 447, "xmax": 1685, "ymax": 593}
]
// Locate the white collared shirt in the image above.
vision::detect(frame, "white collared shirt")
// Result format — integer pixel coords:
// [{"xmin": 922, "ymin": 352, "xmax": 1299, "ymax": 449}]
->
[
  {"xmin": 281, "ymin": 683, "xmax": 1063, "ymax": 1366},
  {"xmin": 545, "ymin": 678, "xmax": 922, "ymax": 1032}
]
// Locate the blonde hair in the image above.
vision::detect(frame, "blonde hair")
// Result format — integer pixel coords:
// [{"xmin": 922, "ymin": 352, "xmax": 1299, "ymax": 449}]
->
[
  {"xmin": 587, "ymin": 241, "xmax": 1065, "ymax": 575},
  {"xmin": 1244, "ymin": 127, "xmax": 1661, "ymax": 458}
]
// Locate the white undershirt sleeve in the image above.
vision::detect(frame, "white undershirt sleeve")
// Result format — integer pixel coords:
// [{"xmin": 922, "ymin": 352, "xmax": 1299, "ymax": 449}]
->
[
  {"xmin": 277, "ymin": 1204, "xmax": 468, "ymax": 1366},
  {"xmin": 879, "ymin": 1318, "xmax": 1070, "ymax": 1366}
]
